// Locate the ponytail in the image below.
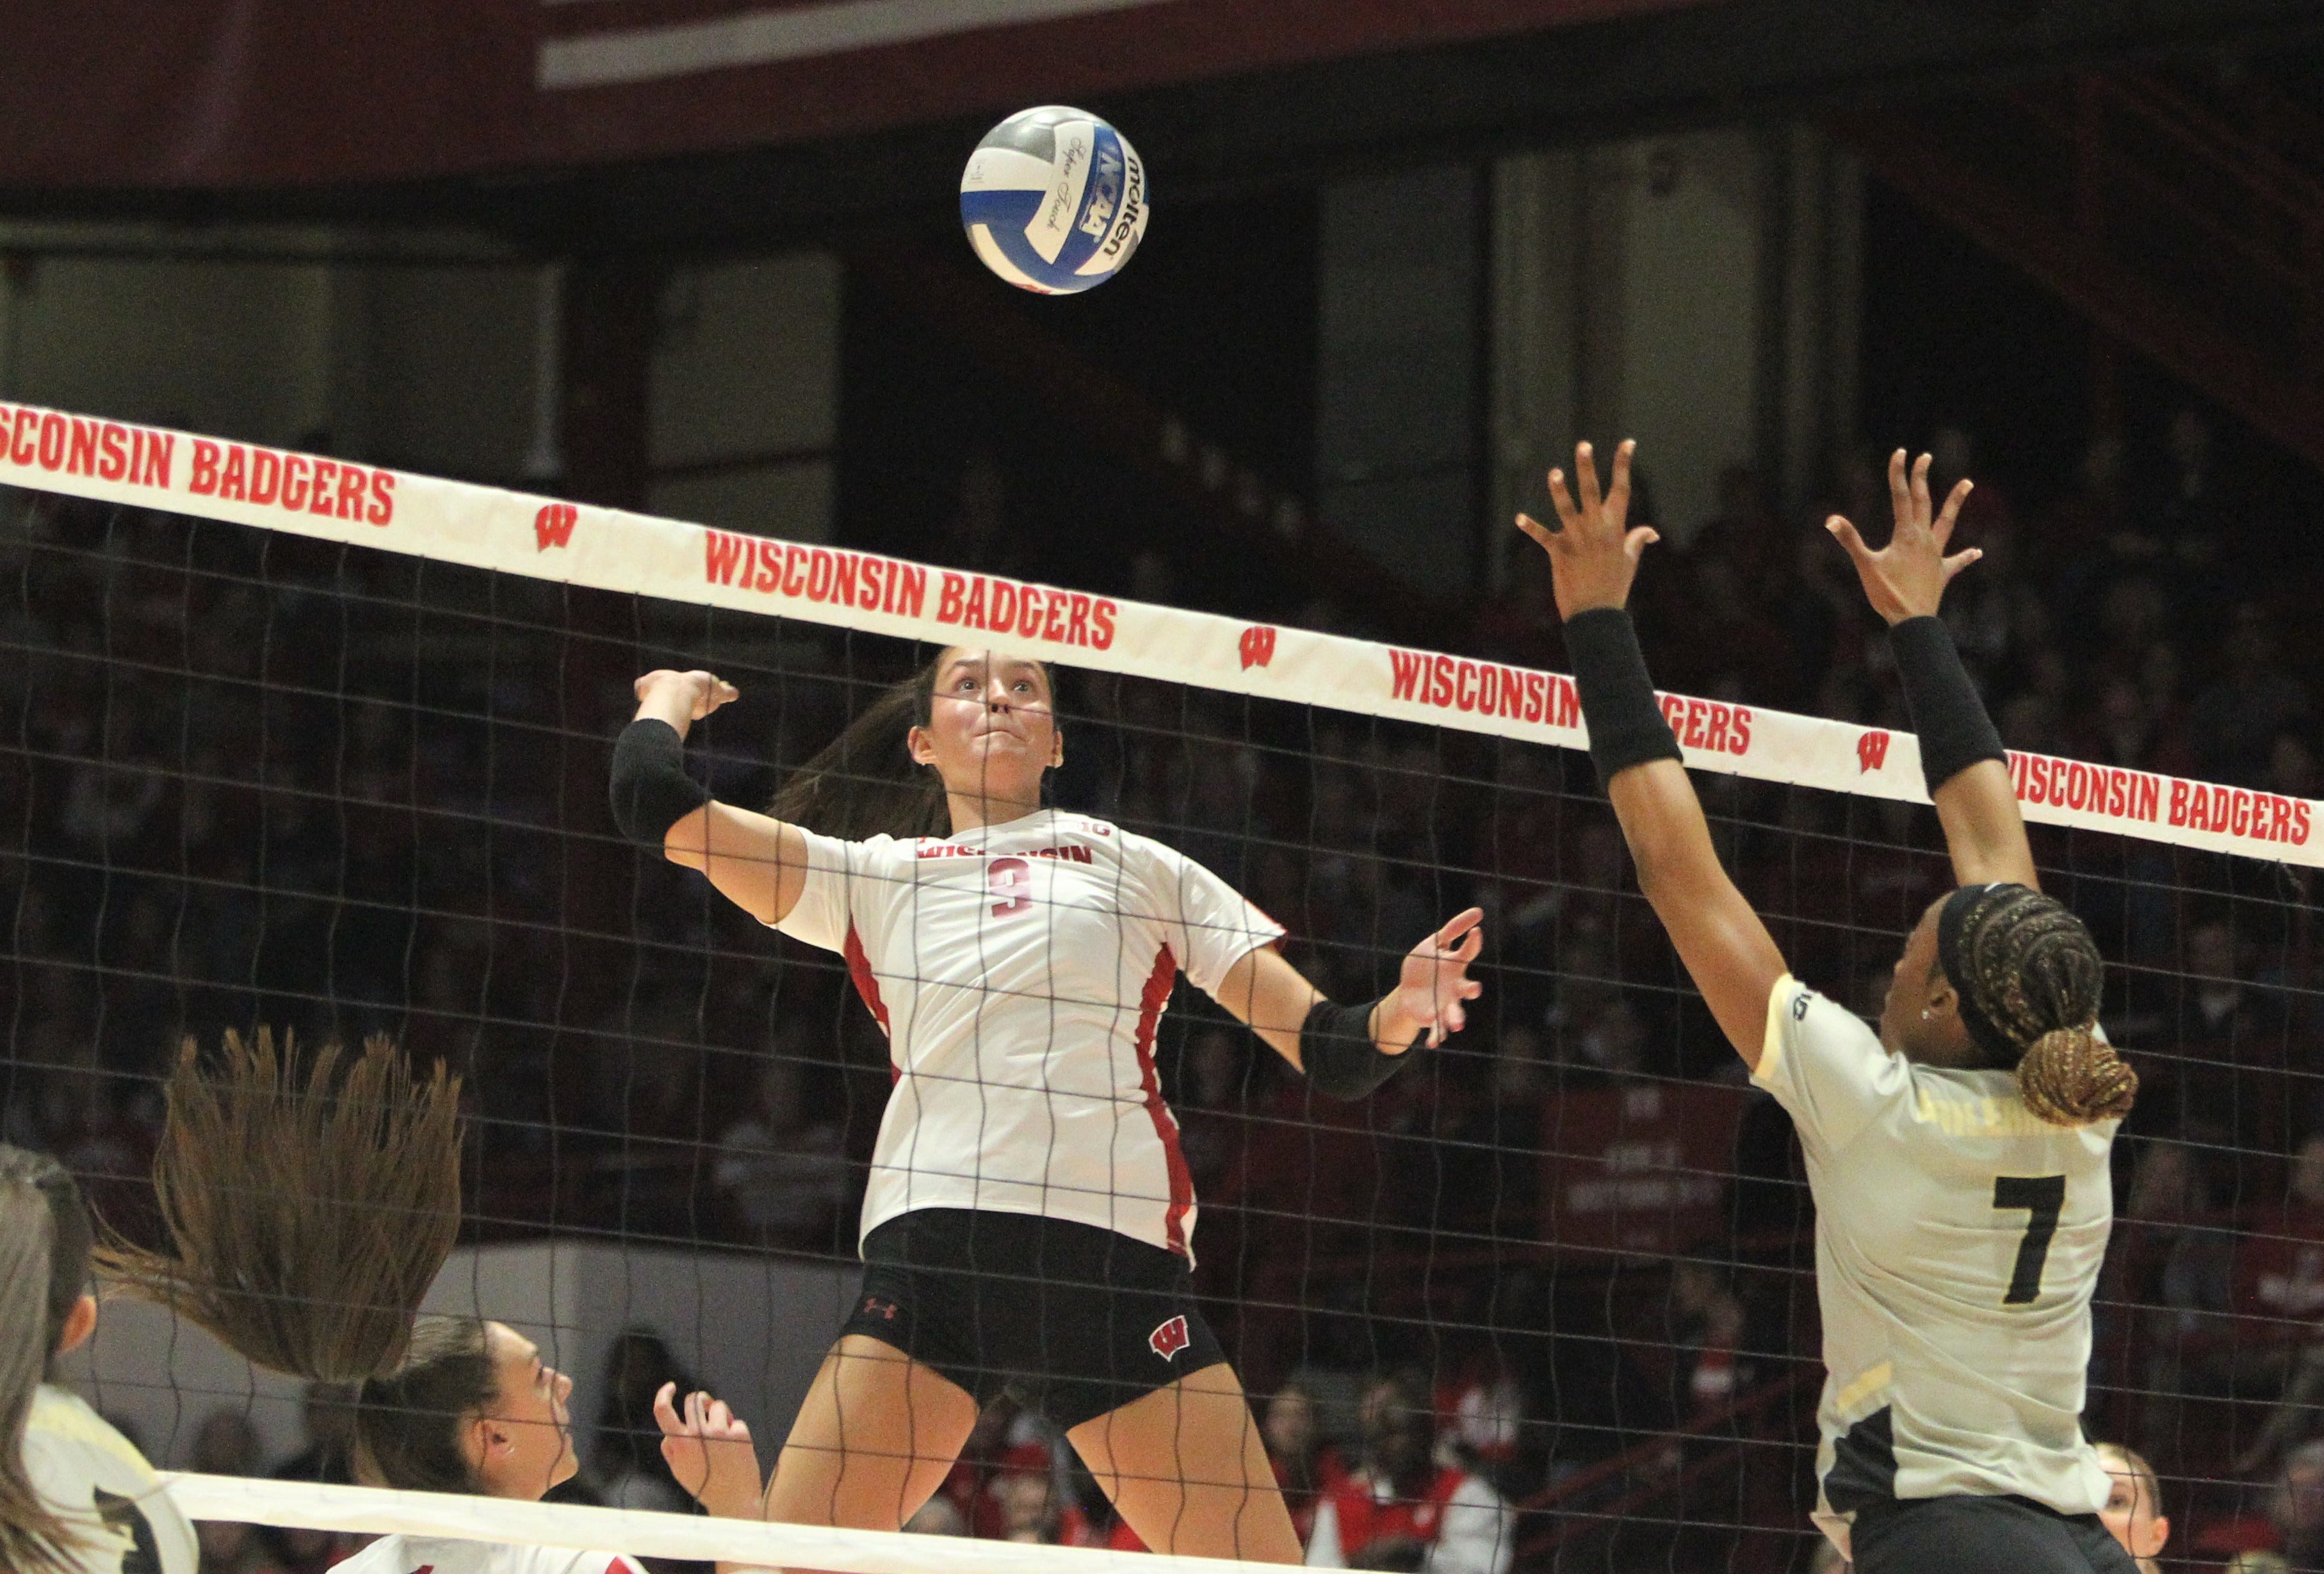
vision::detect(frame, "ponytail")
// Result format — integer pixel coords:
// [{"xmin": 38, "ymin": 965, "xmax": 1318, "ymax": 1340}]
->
[
  {"xmin": 91, "ymin": 1032, "xmax": 522, "ymax": 1494},
  {"xmin": 2017, "ymin": 1026, "xmax": 2139, "ymax": 1126},
  {"xmin": 772, "ymin": 649, "xmax": 1057, "ymax": 840},
  {"xmin": 95, "ymin": 1029, "xmax": 463, "ymax": 1383},
  {"xmin": 771, "ymin": 669, "xmax": 947, "ymax": 840},
  {"xmin": 0, "ymin": 1148, "xmax": 96, "ymax": 1574}
]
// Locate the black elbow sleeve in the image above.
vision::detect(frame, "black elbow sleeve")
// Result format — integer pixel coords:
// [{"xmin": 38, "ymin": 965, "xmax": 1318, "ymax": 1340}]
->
[
  {"xmin": 1301, "ymin": 998, "xmax": 1416, "ymax": 1101},
  {"xmin": 1889, "ymin": 617, "xmax": 2006, "ymax": 796},
  {"xmin": 609, "ymin": 719, "xmax": 711, "ymax": 845}
]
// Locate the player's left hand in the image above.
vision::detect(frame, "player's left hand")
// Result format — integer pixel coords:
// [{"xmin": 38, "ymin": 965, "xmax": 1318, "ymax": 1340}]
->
[
  {"xmin": 654, "ymin": 1382, "xmax": 763, "ymax": 1518},
  {"xmin": 1381, "ymin": 908, "xmax": 1486, "ymax": 1051}
]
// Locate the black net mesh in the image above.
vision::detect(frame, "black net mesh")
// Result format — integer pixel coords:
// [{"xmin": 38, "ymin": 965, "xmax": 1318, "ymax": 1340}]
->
[{"xmin": 6, "ymin": 485, "xmax": 2318, "ymax": 1572}]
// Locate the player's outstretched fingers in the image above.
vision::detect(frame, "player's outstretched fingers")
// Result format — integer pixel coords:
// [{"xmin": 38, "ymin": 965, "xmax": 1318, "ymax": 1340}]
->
[
  {"xmin": 1547, "ymin": 465, "xmax": 1582, "ymax": 530},
  {"xmin": 1825, "ymin": 514, "xmax": 1873, "ymax": 565}
]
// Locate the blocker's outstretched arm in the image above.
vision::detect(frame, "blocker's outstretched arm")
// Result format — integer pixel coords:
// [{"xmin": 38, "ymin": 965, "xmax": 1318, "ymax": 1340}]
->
[
  {"xmin": 1824, "ymin": 451, "xmax": 2035, "ymax": 891},
  {"xmin": 614, "ymin": 669, "xmax": 814, "ymax": 925},
  {"xmin": 1517, "ymin": 441, "xmax": 1785, "ymax": 1069}
]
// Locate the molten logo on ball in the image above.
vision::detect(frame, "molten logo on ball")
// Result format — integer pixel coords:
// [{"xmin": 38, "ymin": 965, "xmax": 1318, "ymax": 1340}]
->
[
  {"xmin": 1149, "ymin": 1315, "xmax": 1190, "ymax": 1360},
  {"xmin": 961, "ymin": 106, "xmax": 1149, "ymax": 295}
]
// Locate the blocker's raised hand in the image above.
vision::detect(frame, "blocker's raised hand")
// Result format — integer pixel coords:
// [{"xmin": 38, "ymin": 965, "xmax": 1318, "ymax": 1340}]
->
[
  {"xmin": 1380, "ymin": 907, "xmax": 1486, "ymax": 1051},
  {"xmin": 1824, "ymin": 449, "xmax": 1981, "ymax": 626},
  {"xmin": 1515, "ymin": 439, "xmax": 1659, "ymax": 621}
]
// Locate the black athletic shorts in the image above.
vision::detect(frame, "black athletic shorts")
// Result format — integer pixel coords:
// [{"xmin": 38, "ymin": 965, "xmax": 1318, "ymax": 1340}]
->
[
  {"xmin": 838, "ymin": 1207, "xmax": 1227, "ymax": 1431},
  {"xmin": 1850, "ymin": 1493, "xmax": 2143, "ymax": 1574}
]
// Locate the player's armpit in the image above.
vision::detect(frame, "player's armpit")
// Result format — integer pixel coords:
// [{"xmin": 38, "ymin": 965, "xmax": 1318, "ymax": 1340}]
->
[
  {"xmin": 662, "ymin": 801, "xmax": 815, "ymax": 926},
  {"xmin": 1607, "ymin": 758, "xmax": 1788, "ymax": 1069},
  {"xmin": 1208, "ymin": 944, "xmax": 1324, "ymax": 1071}
]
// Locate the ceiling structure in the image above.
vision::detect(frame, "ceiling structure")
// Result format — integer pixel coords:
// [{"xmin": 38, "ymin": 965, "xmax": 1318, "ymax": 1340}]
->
[{"xmin": 3, "ymin": 0, "xmax": 2321, "ymax": 252}]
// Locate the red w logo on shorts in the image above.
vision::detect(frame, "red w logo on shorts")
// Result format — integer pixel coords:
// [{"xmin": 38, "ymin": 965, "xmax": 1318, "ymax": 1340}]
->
[{"xmin": 1149, "ymin": 1314, "xmax": 1190, "ymax": 1360}]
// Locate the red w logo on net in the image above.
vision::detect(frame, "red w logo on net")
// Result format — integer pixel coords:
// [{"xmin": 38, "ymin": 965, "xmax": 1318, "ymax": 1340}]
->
[
  {"xmin": 1239, "ymin": 625, "xmax": 1277, "ymax": 670},
  {"xmin": 1148, "ymin": 1314, "xmax": 1190, "ymax": 1360},
  {"xmin": 534, "ymin": 503, "xmax": 579, "ymax": 551},
  {"xmin": 1857, "ymin": 729, "xmax": 1891, "ymax": 773}
]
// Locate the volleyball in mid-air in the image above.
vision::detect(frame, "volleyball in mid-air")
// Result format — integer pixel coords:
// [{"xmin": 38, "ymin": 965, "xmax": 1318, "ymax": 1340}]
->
[{"xmin": 959, "ymin": 106, "xmax": 1148, "ymax": 295}]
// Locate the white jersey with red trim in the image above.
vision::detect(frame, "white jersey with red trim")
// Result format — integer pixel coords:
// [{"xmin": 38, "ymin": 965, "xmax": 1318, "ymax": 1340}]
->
[
  {"xmin": 331, "ymin": 1535, "xmax": 644, "ymax": 1574},
  {"xmin": 774, "ymin": 807, "xmax": 1282, "ymax": 1261}
]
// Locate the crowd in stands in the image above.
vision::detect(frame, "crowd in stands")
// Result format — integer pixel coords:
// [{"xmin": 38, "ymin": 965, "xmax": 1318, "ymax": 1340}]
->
[{"xmin": 10, "ymin": 398, "xmax": 2324, "ymax": 1570}]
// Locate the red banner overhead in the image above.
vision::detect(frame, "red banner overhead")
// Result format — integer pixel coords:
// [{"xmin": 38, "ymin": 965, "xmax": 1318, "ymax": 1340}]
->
[
  {"xmin": 1540, "ymin": 1083, "xmax": 1749, "ymax": 1258},
  {"xmin": 0, "ymin": 0, "xmax": 1718, "ymax": 189}
]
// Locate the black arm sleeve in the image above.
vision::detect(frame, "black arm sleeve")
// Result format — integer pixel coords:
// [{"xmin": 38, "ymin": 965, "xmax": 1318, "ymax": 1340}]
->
[
  {"xmin": 1300, "ymin": 998, "xmax": 1417, "ymax": 1101},
  {"xmin": 1889, "ymin": 616, "xmax": 2006, "ymax": 795},
  {"xmin": 609, "ymin": 718, "xmax": 711, "ymax": 845},
  {"xmin": 1564, "ymin": 607, "xmax": 1684, "ymax": 787}
]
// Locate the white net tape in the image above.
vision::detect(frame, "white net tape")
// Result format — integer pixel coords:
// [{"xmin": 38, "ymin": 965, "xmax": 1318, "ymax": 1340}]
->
[
  {"xmin": 3, "ymin": 398, "xmax": 2314, "ymax": 866},
  {"xmin": 160, "ymin": 1473, "xmax": 1269, "ymax": 1574}
]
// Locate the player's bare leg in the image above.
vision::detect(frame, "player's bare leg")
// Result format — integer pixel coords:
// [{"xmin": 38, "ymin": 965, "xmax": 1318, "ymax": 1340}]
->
[
  {"xmin": 1068, "ymin": 1360, "xmax": 1302, "ymax": 1562},
  {"xmin": 762, "ymin": 1335, "xmax": 980, "ymax": 1534}
]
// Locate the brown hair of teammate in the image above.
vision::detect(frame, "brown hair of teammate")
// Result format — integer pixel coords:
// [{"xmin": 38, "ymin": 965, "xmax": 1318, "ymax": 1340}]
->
[
  {"xmin": 772, "ymin": 649, "xmax": 1058, "ymax": 840},
  {"xmin": 94, "ymin": 1030, "xmax": 501, "ymax": 1491},
  {"xmin": 0, "ymin": 1147, "xmax": 97, "ymax": 1574},
  {"xmin": 1940, "ymin": 883, "xmax": 2137, "ymax": 1126}
]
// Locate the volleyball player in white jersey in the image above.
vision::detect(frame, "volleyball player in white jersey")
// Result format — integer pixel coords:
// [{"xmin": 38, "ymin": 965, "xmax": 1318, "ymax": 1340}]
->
[
  {"xmin": 3, "ymin": 1145, "xmax": 197, "ymax": 1574},
  {"xmin": 1518, "ymin": 441, "xmax": 2141, "ymax": 1573},
  {"xmin": 96, "ymin": 1035, "xmax": 766, "ymax": 1574},
  {"xmin": 610, "ymin": 647, "xmax": 1484, "ymax": 1561}
]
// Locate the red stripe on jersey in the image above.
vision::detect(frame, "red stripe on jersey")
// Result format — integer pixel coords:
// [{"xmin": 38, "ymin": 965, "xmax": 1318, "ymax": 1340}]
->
[
  {"xmin": 1131, "ymin": 945, "xmax": 1194, "ymax": 1257},
  {"xmin": 844, "ymin": 923, "xmax": 900, "ymax": 1085}
]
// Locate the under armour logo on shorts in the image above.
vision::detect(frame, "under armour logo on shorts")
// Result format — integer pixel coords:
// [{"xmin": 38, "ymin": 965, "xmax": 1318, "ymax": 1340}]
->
[
  {"xmin": 1149, "ymin": 1314, "xmax": 1190, "ymax": 1360},
  {"xmin": 862, "ymin": 1296, "xmax": 898, "ymax": 1320}
]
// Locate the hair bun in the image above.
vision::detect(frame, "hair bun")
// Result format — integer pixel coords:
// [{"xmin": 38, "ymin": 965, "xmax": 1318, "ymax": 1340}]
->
[{"xmin": 2017, "ymin": 1025, "xmax": 2138, "ymax": 1126}]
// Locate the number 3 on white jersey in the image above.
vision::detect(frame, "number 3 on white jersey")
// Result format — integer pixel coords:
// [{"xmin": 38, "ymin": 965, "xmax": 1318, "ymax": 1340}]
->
[{"xmin": 989, "ymin": 856, "xmax": 1033, "ymax": 917}]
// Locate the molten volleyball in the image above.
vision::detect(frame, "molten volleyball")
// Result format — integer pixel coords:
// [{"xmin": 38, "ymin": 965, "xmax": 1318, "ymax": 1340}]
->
[{"xmin": 959, "ymin": 106, "xmax": 1148, "ymax": 295}]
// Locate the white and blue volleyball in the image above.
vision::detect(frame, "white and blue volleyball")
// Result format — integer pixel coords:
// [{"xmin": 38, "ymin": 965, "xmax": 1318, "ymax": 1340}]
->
[{"xmin": 960, "ymin": 106, "xmax": 1148, "ymax": 295}]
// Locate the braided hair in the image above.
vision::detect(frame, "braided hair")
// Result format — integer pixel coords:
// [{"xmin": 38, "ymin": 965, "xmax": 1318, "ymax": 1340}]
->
[{"xmin": 1937, "ymin": 884, "xmax": 2136, "ymax": 1126}]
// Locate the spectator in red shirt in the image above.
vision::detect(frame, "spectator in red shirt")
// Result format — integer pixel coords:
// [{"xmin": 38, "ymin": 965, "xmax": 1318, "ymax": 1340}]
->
[
  {"xmin": 2234, "ymin": 1139, "xmax": 2324, "ymax": 1471},
  {"xmin": 1264, "ymin": 1381, "xmax": 1344, "ymax": 1543},
  {"xmin": 1304, "ymin": 1372, "xmax": 1512, "ymax": 1574}
]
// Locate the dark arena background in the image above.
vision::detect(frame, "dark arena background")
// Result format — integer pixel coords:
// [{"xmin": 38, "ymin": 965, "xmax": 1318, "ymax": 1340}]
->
[{"xmin": 10, "ymin": 3, "xmax": 2324, "ymax": 1573}]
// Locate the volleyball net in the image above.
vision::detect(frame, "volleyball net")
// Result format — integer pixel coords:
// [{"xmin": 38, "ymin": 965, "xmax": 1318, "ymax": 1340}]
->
[{"xmin": 6, "ymin": 402, "xmax": 2321, "ymax": 1571}]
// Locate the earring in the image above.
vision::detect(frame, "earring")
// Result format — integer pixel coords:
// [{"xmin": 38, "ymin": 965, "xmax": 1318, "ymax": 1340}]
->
[{"xmin": 1920, "ymin": 1009, "xmax": 1931, "ymax": 1021}]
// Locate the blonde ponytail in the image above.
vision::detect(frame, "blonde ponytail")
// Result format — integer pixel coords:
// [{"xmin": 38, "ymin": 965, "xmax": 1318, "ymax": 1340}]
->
[
  {"xmin": 0, "ymin": 1158, "xmax": 90, "ymax": 1574},
  {"xmin": 2016, "ymin": 1025, "xmax": 2138, "ymax": 1126}
]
